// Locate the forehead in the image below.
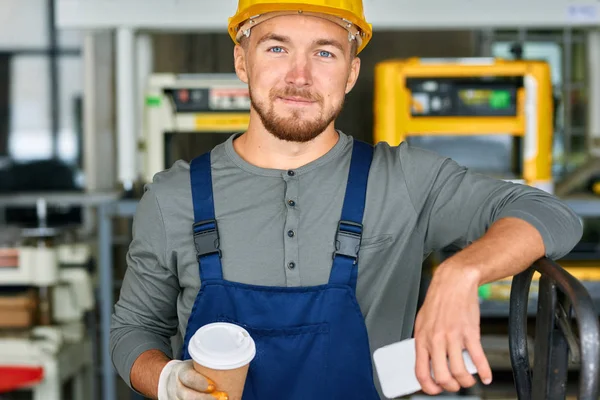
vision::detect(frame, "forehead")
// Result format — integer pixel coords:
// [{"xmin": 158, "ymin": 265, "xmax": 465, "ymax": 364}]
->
[{"xmin": 251, "ymin": 14, "xmax": 350, "ymax": 46}]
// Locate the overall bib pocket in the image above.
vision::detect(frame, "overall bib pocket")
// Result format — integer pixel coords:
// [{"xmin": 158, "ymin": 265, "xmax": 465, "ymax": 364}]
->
[{"xmin": 217, "ymin": 316, "xmax": 330, "ymax": 399}]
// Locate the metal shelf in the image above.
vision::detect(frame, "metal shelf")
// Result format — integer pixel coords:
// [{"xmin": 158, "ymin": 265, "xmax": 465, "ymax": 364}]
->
[
  {"xmin": 0, "ymin": 191, "xmax": 120, "ymax": 207},
  {"xmin": 95, "ymin": 199, "xmax": 139, "ymax": 400}
]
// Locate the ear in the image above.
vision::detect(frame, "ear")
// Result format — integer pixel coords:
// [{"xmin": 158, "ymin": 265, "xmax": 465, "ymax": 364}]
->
[
  {"xmin": 345, "ymin": 56, "xmax": 361, "ymax": 94},
  {"xmin": 234, "ymin": 44, "xmax": 249, "ymax": 84}
]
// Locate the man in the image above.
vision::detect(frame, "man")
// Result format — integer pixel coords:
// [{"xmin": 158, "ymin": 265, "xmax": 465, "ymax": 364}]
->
[{"xmin": 110, "ymin": 1, "xmax": 583, "ymax": 399}]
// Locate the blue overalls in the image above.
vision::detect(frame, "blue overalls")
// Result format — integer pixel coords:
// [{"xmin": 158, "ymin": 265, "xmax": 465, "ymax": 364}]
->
[{"xmin": 181, "ymin": 140, "xmax": 381, "ymax": 399}]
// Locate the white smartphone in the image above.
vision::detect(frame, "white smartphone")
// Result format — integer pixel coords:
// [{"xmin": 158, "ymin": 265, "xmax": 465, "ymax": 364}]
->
[{"xmin": 373, "ymin": 338, "xmax": 478, "ymax": 399}]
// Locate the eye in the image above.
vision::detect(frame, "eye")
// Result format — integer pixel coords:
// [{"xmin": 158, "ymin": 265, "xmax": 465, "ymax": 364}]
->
[
  {"xmin": 318, "ymin": 50, "xmax": 333, "ymax": 58},
  {"xmin": 269, "ymin": 46, "xmax": 285, "ymax": 53}
]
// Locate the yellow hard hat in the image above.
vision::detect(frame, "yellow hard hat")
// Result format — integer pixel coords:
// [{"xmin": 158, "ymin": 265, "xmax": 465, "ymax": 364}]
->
[{"xmin": 228, "ymin": 0, "xmax": 372, "ymax": 54}]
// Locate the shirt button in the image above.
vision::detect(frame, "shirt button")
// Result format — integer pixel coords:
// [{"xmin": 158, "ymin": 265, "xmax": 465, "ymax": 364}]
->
[
  {"xmin": 287, "ymin": 230, "xmax": 295, "ymax": 238},
  {"xmin": 287, "ymin": 199, "xmax": 296, "ymax": 207},
  {"xmin": 287, "ymin": 170, "xmax": 295, "ymax": 176},
  {"xmin": 288, "ymin": 261, "xmax": 296, "ymax": 269}
]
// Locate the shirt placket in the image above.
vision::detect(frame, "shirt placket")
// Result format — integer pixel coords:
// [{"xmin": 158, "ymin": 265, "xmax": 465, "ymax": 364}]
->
[{"xmin": 282, "ymin": 169, "xmax": 301, "ymax": 287}]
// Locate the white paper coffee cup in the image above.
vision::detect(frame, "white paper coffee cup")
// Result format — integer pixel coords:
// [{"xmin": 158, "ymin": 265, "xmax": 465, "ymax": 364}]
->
[{"xmin": 188, "ymin": 322, "xmax": 256, "ymax": 400}]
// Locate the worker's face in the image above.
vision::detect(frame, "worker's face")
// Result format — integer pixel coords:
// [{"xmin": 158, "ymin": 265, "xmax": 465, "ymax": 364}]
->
[{"xmin": 234, "ymin": 14, "xmax": 361, "ymax": 142}]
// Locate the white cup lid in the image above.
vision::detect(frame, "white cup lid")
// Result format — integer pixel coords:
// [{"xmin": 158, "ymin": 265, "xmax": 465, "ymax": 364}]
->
[{"xmin": 188, "ymin": 322, "xmax": 256, "ymax": 370}]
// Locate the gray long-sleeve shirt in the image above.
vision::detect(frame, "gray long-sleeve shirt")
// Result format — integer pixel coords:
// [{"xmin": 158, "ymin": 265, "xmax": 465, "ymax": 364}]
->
[{"xmin": 111, "ymin": 131, "xmax": 582, "ymax": 396}]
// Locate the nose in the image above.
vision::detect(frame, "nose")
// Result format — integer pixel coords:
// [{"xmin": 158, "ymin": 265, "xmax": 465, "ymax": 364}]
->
[{"xmin": 285, "ymin": 54, "xmax": 312, "ymax": 87}]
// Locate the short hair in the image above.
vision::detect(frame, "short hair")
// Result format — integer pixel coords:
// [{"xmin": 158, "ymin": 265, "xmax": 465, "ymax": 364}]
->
[{"xmin": 238, "ymin": 35, "xmax": 249, "ymax": 50}]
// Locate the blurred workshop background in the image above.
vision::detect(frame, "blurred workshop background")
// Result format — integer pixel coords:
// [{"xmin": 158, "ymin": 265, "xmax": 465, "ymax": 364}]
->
[{"xmin": 1, "ymin": 0, "xmax": 600, "ymax": 399}]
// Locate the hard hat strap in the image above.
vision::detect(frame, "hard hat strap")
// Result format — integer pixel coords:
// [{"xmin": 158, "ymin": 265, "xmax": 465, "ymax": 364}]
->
[{"xmin": 235, "ymin": 10, "xmax": 363, "ymax": 48}]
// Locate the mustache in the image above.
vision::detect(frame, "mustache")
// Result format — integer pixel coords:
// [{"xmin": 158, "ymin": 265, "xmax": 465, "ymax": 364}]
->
[{"xmin": 271, "ymin": 86, "xmax": 323, "ymax": 103}]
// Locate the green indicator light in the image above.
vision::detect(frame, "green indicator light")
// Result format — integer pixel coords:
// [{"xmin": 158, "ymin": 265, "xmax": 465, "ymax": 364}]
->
[
  {"xmin": 489, "ymin": 90, "xmax": 511, "ymax": 109},
  {"xmin": 478, "ymin": 284, "xmax": 492, "ymax": 299},
  {"xmin": 146, "ymin": 96, "xmax": 162, "ymax": 107}
]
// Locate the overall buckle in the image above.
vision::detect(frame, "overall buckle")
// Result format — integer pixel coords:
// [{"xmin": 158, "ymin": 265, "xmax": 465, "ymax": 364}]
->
[
  {"xmin": 333, "ymin": 220, "xmax": 363, "ymax": 264},
  {"xmin": 193, "ymin": 219, "xmax": 221, "ymax": 260}
]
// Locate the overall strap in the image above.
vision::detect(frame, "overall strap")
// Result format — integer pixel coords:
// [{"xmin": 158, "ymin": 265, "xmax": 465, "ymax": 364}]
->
[
  {"xmin": 190, "ymin": 152, "xmax": 223, "ymax": 281},
  {"xmin": 328, "ymin": 140, "xmax": 373, "ymax": 291}
]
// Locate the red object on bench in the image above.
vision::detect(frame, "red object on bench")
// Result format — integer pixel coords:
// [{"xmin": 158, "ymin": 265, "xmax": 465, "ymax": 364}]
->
[{"xmin": 0, "ymin": 366, "xmax": 44, "ymax": 392}]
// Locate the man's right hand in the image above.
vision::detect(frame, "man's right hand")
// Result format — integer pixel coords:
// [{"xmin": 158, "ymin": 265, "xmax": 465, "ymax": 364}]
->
[{"xmin": 158, "ymin": 360, "xmax": 228, "ymax": 400}]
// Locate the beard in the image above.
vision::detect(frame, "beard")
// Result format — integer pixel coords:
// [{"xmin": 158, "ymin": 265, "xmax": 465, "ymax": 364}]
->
[{"xmin": 249, "ymin": 85, "xmax": 343, "ymax": 143}]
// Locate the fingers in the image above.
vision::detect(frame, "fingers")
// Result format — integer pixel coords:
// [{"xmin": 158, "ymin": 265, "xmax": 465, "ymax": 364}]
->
[
  {"xmin": 465, "ymin": 334, "xmax": 493, "ymax": 385},
  {"xmin": 178, "ymin": 368, "xmax": 215, "ymax": 393},
  {"xmin": 415, "ymin": 339, "xmax": 442, "ymax": 395},
  {"xmin": 176, "ymin": 368, "xmax": 229, "ymax": 400},
  {"xmin": 210, "ymin": 392, "xmax": 229, "ymax": 400},
  {"xmin": 417, "ymin": 334, "xmax": 485, "ymax": 394},
  {"xmin": 448, "ymin": 339, "xmax": 476, "ymax": 389},
  {"xmin": 430, "ymin": 336, "xmax": 460, "ymax": 392}
]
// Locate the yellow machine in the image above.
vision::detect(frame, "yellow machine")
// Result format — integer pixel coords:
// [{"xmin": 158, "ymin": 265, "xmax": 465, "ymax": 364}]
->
[
  {"xmin": 379, "ymin": 58, "xmax": 600, "ymax": 311},
  {"xmin": 374, "ymin": 57, "xmax": 554, "ymax": 193}
]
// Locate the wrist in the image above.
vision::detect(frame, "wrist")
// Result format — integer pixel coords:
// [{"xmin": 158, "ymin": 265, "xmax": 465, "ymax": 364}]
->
[
  {"xmin": 435, "ymin": 259, "xmax": 482, "ymax": 287},
  {"xmin": 130, "ymin": 350, "xmax": 172, "ymax": 399}
]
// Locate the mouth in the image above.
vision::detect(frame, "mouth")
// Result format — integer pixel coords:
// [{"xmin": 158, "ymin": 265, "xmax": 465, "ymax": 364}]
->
[{"xmin": 277, "ymin": 96, "xmax": 317, "ymax": 106}]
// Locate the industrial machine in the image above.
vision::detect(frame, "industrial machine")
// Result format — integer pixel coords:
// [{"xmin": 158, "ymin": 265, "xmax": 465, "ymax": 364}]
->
[
  {"xmin": 374, "ymin": 57, "xmax": 554, "ymax": 193},
  {"xmin": 0, "ymin": 200, "xmax": 94, "ymax": 399},
  {"xmin": 142, "ymin": 73, "xmax": 250, "ymax": 183},
  {"xmin": 374, "ymin": 59, "xmax": 600, "ymax": 395}
]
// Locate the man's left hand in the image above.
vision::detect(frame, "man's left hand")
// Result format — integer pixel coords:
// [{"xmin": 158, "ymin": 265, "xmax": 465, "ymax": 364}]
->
[{"xmin": 413, "ymin": 263, "xmax": 493, "ymax": 394}]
